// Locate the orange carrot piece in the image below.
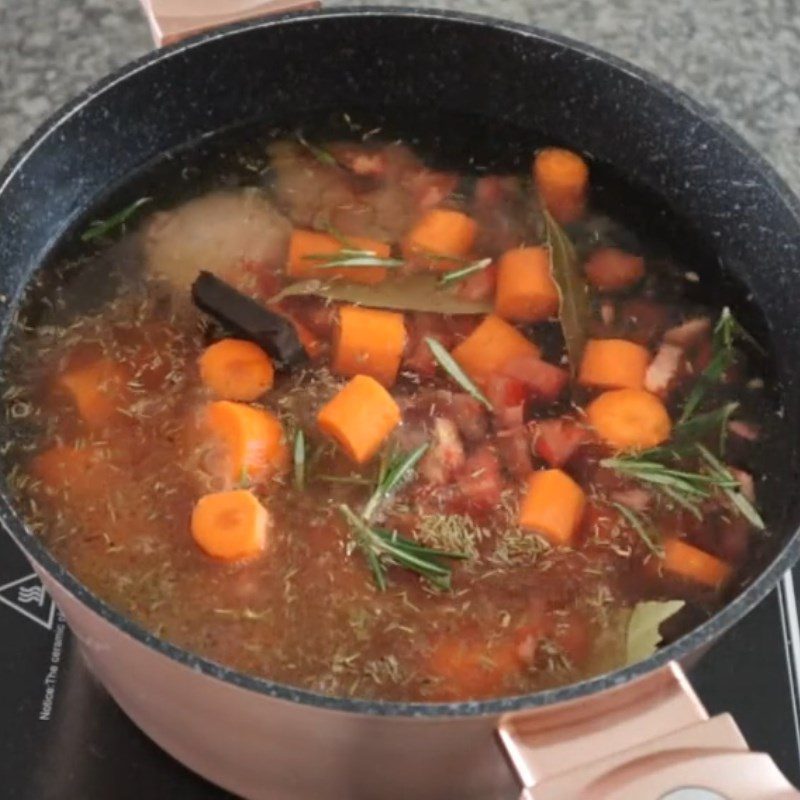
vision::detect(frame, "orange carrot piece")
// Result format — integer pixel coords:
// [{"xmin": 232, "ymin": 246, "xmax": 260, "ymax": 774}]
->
[
  {"xmin": 661, "ymin": 538, "xmax": 732, "ymax": 589},
  {"xmin": 533, "ymin": 147, "xmax": 589, "ymax": 224},
  {"xmin": 584, "ymin": 247, "xmax": 645, "ymax": 292},
  {"xmin": 317, "ymin": 374, "xmax": 400, "ymax": 463},
  {"xmin": 518, "ymin": 468, "xmax": 586, "ymax": 546},
  {"xmin": 578, "ymin": 338, "xmax": 650, "ymax": 390},
  {"xmin": 402, "ymin": 208, "xmax": 477, "ymax": 269},
  {"xmin": 191, "ymin": 489, "xmax": 270, "ymax": 562},
  {"xmin": 199, "ymin": 339, "xmax": 274, "ymax": 402},
  {"xmin": 205, "ymin": 401, "xmax": 288, "ymax": 483},
  {"xmin": 32, "ymin": 445, "xmax": 112, "ymax": 497},
  {"xmin": 286, "ymin": 229, "xmax": 391, "ymax": 285},
  {"xmin": 427, "ymin": 634, "xmax": 521, "ymax": 700},
  {"xmin": 494, "ymin": 246, "xmax": 559, "ymax": 322},
  {"xmin": 333, "ymin": 305, "xmax": 407, "ymax": 387},
  {"xmin": 451, "ymin": 314, "xmax": 541, "ymax": 386},
  {"xmin": 586, "ymin": 388, "xmax": 672, "ymax": 450},
  {"xmin": 56, "ymin": 358, "xmax": 129, "ymax": 427}
]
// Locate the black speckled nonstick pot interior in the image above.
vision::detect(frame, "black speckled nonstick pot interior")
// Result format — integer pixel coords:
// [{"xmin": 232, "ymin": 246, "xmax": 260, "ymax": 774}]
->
[{"xmin": 1, "ymin": 6, "xmax": 800, "ymax": 723}]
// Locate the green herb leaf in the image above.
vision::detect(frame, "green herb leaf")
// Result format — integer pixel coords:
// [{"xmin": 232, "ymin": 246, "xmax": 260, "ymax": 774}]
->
[
  {"xmin": 679, "ymin": 308, "xmax": 757, "ymax": 423},
  {"xmin": 81, "ymin": 197, "xmax": 152, "ymax": 242},
  {"xmin": 625, "ymin": 600, "xmax": 685, "ymax": 664},
  {"xmin": 271, "ymin": 275, "xmax": 493, "ymax": 315},
  {"xmin": 295, "ymin": 133, "xmax": 339, "ymax": 167},
  {"xmin": 543, "ymin": 209, "xmax": 591, "ymax": 376},
  {"xmin": 363, "ymin": 443, "xmax": 429, "ymax": 520},
  {"xmin": 425, "ymin": 336, "xmax": 492, "ymax": 410},
  {"xmin": 293, "ymin": 429, "xmax": 306, "ymax": 490},
  {"xmin": 302, "ymin": 249, "xmax": 405, "ymax": 270},
  {"xmin": 696, "ymin": 444, "xmax": 765, "ymax": 529},
  {"xmin": 436, "ymin": 257, "xmax": 493, "ymax": 287},
  {"xmin": 671, "ymin": 401, "xmax": 739, "ymax": 456},
  {"xmin": 339, "ymin": 504, "xmax": 466, "ymax": 591},
  {"xmin": 610, "ymin": 502, "xmax": 663, "ymax": 557}
]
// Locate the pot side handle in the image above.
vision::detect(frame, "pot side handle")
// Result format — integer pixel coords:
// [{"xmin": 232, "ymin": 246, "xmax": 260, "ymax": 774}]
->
[
  {"xmin": 138, "ymin": 0, "xmax": 321, "ymax": 46},
  {"xmin": 498, "ymin": 661, "xmax": 800, "ymax": 799}
]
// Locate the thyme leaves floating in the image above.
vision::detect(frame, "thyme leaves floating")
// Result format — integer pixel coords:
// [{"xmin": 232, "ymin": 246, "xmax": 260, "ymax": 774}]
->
[
  {"xmin": 81, "ymin": 197, "xmax": 152, "ymax": 242},
  {"xmin": 610, "ymin": 502, "xmax": 663, "ymax": 557},
  {"xmin": 425, "ymin": 336, "xmax": 492, "ymax": 410}
]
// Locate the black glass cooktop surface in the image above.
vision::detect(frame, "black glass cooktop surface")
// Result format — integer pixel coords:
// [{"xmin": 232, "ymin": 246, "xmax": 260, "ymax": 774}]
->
[{"xmin": 2, "ymin": 528, "xmax": 799, "ymax": 799}]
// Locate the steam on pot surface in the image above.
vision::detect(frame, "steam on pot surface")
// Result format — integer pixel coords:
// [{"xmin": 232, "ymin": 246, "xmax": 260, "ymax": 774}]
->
[{"xmin": 1, "ymin": 110, "xmax": 781, "ymax": 703}]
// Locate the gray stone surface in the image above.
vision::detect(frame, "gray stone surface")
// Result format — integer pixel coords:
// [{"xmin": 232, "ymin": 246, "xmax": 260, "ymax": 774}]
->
[{"xmin": 1, "ymin": 0, "xmax": 798, "ymax": 192}]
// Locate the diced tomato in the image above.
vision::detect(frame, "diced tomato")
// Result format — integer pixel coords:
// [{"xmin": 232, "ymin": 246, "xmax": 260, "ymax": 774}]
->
[
  {"xmin": 456, "ymin": 447, "xmax": 504, "ymax": 512},
  {"xmin": 501, "ymin": 355, "xmax": 569, "ymax": 404},
  {"xmin": 485, "ymin": 374, "xmax": 528, "ymax": 410},
  {"xmin": 456, "ymin": 264, "xmax": 497, "ymax": 302},
  {"xmin": 531, "ymin": 418, "xmax": 590, "ymax": 468},
  {"xmin": 496, "ymin": 426, "xmax": 533, "ymax": 480}
]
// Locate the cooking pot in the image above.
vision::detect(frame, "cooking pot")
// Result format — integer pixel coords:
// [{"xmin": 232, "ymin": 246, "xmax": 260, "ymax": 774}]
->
[{"xmin": 2, "ymin": 4, "xmax": 800, "ymax": 798}]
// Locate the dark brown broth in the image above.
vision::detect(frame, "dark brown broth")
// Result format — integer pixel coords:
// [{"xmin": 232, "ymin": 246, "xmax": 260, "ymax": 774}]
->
[{"xmin": 1, "ymin": 116, "xmax": 779, "ymax": 702}]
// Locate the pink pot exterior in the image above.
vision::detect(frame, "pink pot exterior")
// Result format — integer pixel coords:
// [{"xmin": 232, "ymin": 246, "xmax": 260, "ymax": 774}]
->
[{"xmin": 38, "ymin": 569, "xmax": 519, "ymax": 800}]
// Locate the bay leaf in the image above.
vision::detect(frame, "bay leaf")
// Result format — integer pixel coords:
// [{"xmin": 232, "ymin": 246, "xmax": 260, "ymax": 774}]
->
[
  {"xmin": 625, "ymin": 599, "xmax": 685, "ymax": 665},
  {"xmin": 543, "ymin": 210, "xmax": 591, "ymax": 376},
  {"xmin": 271, "ymin": 275, "xmax": 492, "ymax": 315}
]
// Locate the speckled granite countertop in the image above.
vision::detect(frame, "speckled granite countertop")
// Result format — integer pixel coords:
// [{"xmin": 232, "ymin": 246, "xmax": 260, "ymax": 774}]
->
[{"xmin": 1, "ymin": 0, "xmax": 798, "ymax": 191}]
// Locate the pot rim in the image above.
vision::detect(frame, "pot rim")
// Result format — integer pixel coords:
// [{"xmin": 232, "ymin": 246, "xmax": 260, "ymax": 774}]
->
[{"xmin": 2, "ymin": 5, "xmax": 800, "ymax": 720}]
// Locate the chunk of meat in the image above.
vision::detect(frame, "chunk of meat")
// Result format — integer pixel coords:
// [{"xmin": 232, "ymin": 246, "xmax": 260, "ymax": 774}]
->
[
  {"xmin": 455, "ymin": 263, "xmax": 498, "ymax": 302},
  {"xmin": 644, "ymin": 342, "xmax": 684, "ymax": 397},
  {"xmin": 144, "ymin": 189, "xmax": 290, "ymax": 293},
  {"xmin": 496, "ymin": 427, "xmax": 533, "ymax": 480},
  {"xmin": 663, "ymin": 317, "xmax": 711, "ymax": 348},
  {"xmin": 531, "ymin": 418, "xmax": 591, "ymax": 468},
  {"xmin": 455, "ymin": 447, "xmax": 505, "ymax": 513},
  {"xmin": 449, "ymin": 392, "xmax": 489, "ymax": 443},
  {"xmin": 728, "ymin": 466, "xmax": 756, "ymax": 503},
  {"xmin": 471, "ymin": 176, "xmax": 531, "ymax": 254},
  {"xmin": 728, "ymin": 420, "xmax": 760, "ymax": 442},
  {"xmin": 609, "ymin": 487, "xmax": 652, "ymax": 512},
  {"xmin": 418, "ymin": 418, "xmax": 465, "ymax": 486}
]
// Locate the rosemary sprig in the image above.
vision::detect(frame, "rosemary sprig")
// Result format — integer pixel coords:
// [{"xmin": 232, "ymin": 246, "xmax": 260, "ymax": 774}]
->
[
  {"xmin": 81, "ymin": 197, "xmax": 151, "ymax": 242},
  {"xmin": 302, "ymin": 249, "xmax": 405, "ymax": 270},
  {"xmin": 696, "ymin": 444, "xmax": 765, "ymax": 529},
  {"xmin": 363, "ymin": 443, "xmax": 429, "ymax": 520},
  {"xmin": 610, "ymin": 502, "xmax": 663, "ymax": 557},
  {"xmin": 671, "ymin": 401, "xmax": 739, "ymax": 456},
  {"xmin": 293, "ymin": 429, "xmax": 306, "ymax": 490},
  {"xmin": 339, "ymin": 505, "xmax": 467, "ymax": 591},
  {"xmin": 296, "ymin": 132, "xmax": 339, "ymax": 167},
  {"xmin": 425, "ymin": 336, "xmax": 492, "ymax": 410},
  {"xmin": 437, "ymin": 258, "xmax": 493, "ymax": 287},
  {"xmin": 679, "ymin": 308, "xmax": 759, "ymax": 423}
]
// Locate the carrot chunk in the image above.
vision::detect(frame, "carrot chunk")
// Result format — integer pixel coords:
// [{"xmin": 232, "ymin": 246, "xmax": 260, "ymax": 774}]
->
[
  {"xmin": 32, "ymin": 445, "xmax": 116, "ymax": 498},
  {"xmin": 451, "ymin": 314, "xmax": 541, "ymax": 386},
  {"xmin": 287, "ymin": 229, "xmax": 391, "ymax": 285},
  {"xmin": 317, "ymin": 374, "xmax": 401, "ymax": 463},
  {"xmin": 333, "ymin": 305, "xmax": 407, "ymax": 387},
  {"xmin": 494, "ymin": 246, "xmax": 559, "ymax": 322},
  {"xmin": 584, "ymin": 247, "xmax": 645, "ymax": 292},
  {"xmin": 56, "ymin": 358, "xmax": 129, "ymax": 427},
  {"xmin": 586, "ymin": 388, "xmax": 672, "ymax": 450},
  {"xmin": 661, "ymin": 538, "xmax": 732, "ymax": 589},
  {"xmin": 533, "ymin": 147, "xmax": 589, "ymax": 224},
  {"xmin": 199, "ymin": 339, "xmax": 274, "ymax": 402},
  {"xmin": 518, "ymin": 468, "xmax": 586, "ymax": 546},
  {"xmin": 191, "ymin": 489, "xmax": 270, "ymax": 562},
  {"xmin": 578, "ymin": 338, "xmax": 650, "ymax": 390},
  {"xmin": 402, "ymin": 208, "xmax": 477, "ymax": 269},
  {"xmin": 205, "ymin": 401, "xmax": 288, "ymax": 483}
]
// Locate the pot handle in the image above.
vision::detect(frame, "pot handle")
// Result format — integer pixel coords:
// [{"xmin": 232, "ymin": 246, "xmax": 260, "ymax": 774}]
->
[
  {"xmin": 497, "ymin": 661, "xmax": 800, "ymax": 799},
  {"xmin": 138, "ymin": 0, "xmax": 321, "ymax": 46}
]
